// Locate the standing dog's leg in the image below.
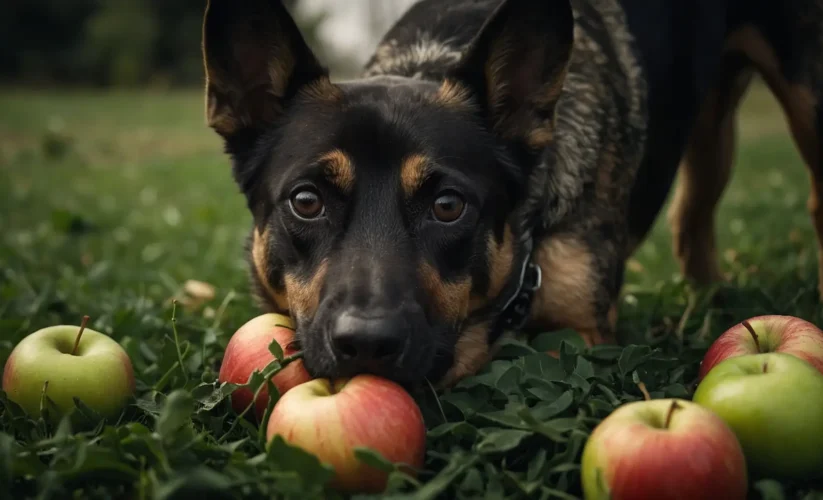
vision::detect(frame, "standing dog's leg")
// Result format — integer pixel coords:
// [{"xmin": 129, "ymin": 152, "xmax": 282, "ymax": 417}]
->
[
  {"xmin": 725, "ymin": 23, "xmax": 823, "ymax": 300},
  {"xmin": 668, "ymin": 57, "xmax": 754, "ymax": 285}
]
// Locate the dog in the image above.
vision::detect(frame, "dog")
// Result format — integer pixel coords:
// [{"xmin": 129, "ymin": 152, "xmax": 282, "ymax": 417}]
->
[{"xmin": 201, "ymin": 0, "xmax": 823, "ymax": 387}]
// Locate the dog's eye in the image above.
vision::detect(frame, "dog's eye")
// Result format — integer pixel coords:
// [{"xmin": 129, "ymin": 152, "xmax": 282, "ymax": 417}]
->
[
  {"xmin": 432, "ymin": 191, "xmax": 465, "ymax": 223},
  {"xmin": 290, "ymin": 189, "xmax": 325, "ymax": 219}
]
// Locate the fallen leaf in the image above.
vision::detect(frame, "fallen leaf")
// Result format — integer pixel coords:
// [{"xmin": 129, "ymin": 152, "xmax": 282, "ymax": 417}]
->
[
  {"xmin": 626, "ymin": 259, "xmax": 645, "ymax": 273},
  {"xmin": 183, "ymin": 280, "xmax": 216, "ymax": 301}
]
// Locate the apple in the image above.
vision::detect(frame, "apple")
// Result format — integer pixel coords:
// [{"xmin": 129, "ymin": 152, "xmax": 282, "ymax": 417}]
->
[
  {"xmin": 580, "ymin": 398, "xmax": 747, "ymax": 500},
  {"xmin": 699, "ymin": 315, "xmax": 823, "ymax": 380},
  {"xmin": 693, "ymin": 352, "xmax": 823, "ymax": 480},
  {"xmin": 2, "ymin": 316, "xmax": 135, "ymax": 423},
  {"xmin": 266, "ymin": 375, "xmax": 426, "ymax": 493},
  {"xmin": 218, "ymin": 313, "xmax": 311, "ymax": 422}
]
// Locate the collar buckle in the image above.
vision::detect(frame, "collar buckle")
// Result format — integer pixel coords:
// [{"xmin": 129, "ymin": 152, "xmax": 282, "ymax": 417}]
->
[{"xmin": 497, "ymin": 260, "xmax": 541, "ymax": 333}]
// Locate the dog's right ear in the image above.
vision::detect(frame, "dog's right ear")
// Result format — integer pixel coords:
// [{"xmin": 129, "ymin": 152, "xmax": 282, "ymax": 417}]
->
[
  {"xmin": 445, "ymin": 0, "xmax": 573, "ymax": 151},
  {"xmin": 202, "ymin": 0, "xmax": 337, "ymax": 141}
]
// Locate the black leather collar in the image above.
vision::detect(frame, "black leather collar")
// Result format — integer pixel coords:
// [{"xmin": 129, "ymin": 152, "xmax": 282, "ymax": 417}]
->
[{"xmin": 480, "ymin": 144, "xmax": 554, "ymax": 343}]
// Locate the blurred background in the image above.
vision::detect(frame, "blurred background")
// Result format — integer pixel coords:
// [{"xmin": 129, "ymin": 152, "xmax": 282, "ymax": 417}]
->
[{"xmin": 1, "ymin": 0, "xmax": 419, "ymax": 86}]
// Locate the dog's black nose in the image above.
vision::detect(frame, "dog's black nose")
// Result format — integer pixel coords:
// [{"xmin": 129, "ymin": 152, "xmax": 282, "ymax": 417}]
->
[{"xmin": 330, "ymin": 310, "xmax": 406, "ymax": 363}]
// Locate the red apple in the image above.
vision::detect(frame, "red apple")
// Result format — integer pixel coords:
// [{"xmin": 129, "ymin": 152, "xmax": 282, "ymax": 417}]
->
[
  {"xmin": 580, "ymin": 399, "xmax": 747, "ymax": 500},
  {"xmin": 218, "ymin": 313, "xmax": 311, "ymax": 422},
  {"xmin": 266, "ymin": 375, "xmax": 426, "ymax": 493},
  {"xmin": 699, "ymin": 315, "xmax": 823, "ymax": 380}
]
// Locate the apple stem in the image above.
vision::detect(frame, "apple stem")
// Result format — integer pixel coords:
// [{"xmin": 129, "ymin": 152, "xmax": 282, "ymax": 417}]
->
[
  {"xmin": 741, "ymin": 320, "xmax": 761, "ymax": 352},
  {"xmin": 637, "ymin": 381, "xmax": 651, "ymax": 401},
  {"xmin": 71, "ymin": 315, "xmax": 90, "ymax": 356},
  {"xmin": 664, "ymin": 401, "xmax": 681, "ymax": 429}
]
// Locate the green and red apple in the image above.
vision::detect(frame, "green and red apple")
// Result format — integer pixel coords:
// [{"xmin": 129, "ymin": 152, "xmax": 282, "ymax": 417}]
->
[
  {"xmin": 218, "ymin": 313, "xmax": 312, "ymax": 423},
  {"xmin": 693, "ymin": 352, "xmax": 823, "ymax": 480},
  {"xmin": 2, "ymin": 317, "xmax": 135, "ymax": 422},
  {"xmin": 581, "ymin": 398, "xmax": 747, "ymax": 500},
  {"xmin": 699, "ymin": 315, "xmax": 823, "ymax": 380},
  {"xmin": 266, "ymin": 374, "xmax": 426, "ymax": 494}
]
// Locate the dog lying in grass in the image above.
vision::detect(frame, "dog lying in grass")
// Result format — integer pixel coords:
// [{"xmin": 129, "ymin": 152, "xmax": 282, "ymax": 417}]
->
[{"xmin": 202, "ymin": 0, "xmax": 823, "ymax": 387}]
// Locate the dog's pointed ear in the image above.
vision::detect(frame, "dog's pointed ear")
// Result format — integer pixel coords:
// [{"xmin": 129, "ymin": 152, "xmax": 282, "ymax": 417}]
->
[
  {"xmin": 202, "ymin": 0, "xmax": 336, "ymax": 140},
  {"xmin": 446, "ymin": 0, "xmax": 574, "ymax": 150}
]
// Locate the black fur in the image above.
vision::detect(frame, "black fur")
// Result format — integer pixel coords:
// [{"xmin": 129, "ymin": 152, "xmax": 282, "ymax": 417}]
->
[{"xmin": 204, "ymin": 0, "xmax": 823, "ymax": 386}]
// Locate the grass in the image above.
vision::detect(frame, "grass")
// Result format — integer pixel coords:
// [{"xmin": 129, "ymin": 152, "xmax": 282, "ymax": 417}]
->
[{"xmin": 1, "ymin": 81, "xmax": 822, "ymax": 499}]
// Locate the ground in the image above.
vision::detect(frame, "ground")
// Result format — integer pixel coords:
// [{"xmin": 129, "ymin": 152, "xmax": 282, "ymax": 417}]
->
[{"xmin": 1, "ymin": 82, "xmax": 822, "ymax": 499}]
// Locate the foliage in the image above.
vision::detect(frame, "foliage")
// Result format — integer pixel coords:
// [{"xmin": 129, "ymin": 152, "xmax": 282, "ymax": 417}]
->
[
  {"xmin": 0, "ymin": 0, "xmax": 355, "ymax": 86},
  {"xmin": 1, "ymin": 87, "xmax": 823, "ymax": 498}
]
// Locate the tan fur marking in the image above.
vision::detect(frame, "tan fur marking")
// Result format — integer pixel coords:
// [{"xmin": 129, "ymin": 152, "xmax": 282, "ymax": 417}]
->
[
  {"xmin": 251, "ymin": 228, "xmax": 290, "ymax": 312},
  {"xmin": 319, "ymin": 149, "xmax": 355, "ymax": 193},
  {"xmin": 486, "ymin": 224, "xmax": 515, "ymax": 300},
  {"xmin": 527, "ymin": 127, "xmax": 554, "ymax": 150},
  {"xmin": 438, "ymin": 321, "xmax": 499, "ymax": 388},
  {"xmin": 284, "ymin": 260, "xmax": 329, "ymax": 321},
  {"xmin": 419, "ymin": 262, "xmax": 471, "ymax": 323},
  {"xmin": 400, "ymin": 154, "xmax": 430, "ymax": 198},
  {"xmin": 535, "ymin": 69, "xmax": 568, "ymax": 107},
  {"xmin": 298, "ymin": 76, "xmax": 343, "ymax": 102},
  {"xmin": 527, "ymin": 234, "xmax": 611, "ymax": 346},
  {"xmin": 468, "ymin": 225, "xmax": 515, "ymax": 312},
  {"xmin": 434, "ymin": 79, "xmax": 474, "ymax": 108},
  {"xmin": 266, "ymin": 30, "xmax": 296, "ymax": 100}
]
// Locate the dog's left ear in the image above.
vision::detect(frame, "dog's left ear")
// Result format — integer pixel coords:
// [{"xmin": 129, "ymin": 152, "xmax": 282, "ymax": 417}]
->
[{"xmin": 447, "ymin": 0, "xmax": 574, "ymax": 149}]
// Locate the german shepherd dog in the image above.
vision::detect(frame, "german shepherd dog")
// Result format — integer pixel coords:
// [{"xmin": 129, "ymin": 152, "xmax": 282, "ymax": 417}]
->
[{"xmin": 202, "ymin": 0, "xmax": 823, "ymax": 387}]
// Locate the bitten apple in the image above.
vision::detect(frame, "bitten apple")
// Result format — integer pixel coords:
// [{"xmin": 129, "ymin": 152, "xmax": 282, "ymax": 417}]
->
[
  {"xmin": 218, "ymin": 313, "xmax": 311, "ymax": 422},
  {"xmin": 693, "ymin": 352, "xmax": 823, "ymax": 480},
  {"xmin": 699, "ymin": 315, "xmax": 823, "ymax": 380},
  {"xmin": 2, "ymin": 317, "xmax": 135, "ymax": 423},
  {"xmin": 266, "ymin": 375, "xmax": 426, "ymax": 494},
  {"xmin": 581, "ymin": 399, "xmax": 747, "ymax": 500}
]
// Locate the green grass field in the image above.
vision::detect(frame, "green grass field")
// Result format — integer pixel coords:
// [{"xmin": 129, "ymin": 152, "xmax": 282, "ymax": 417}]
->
[{"xmin": 1, "ymin": 82, "xmax": 822, "ymax": 499}]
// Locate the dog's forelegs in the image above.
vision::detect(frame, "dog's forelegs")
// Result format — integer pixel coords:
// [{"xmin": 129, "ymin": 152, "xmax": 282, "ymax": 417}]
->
[{"xmin": 528, "ymin": 233, "xmax": 618, "ymax": 347}]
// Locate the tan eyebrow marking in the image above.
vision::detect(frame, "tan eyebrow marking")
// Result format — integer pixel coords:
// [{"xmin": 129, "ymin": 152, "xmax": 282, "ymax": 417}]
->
[
  {"xmin": 318, "ymin": 149, "xmax": 354, "ymax": 193},
  {"xmin": 400, "ymin": 154, "xmax": 430, "ymax": 198}
]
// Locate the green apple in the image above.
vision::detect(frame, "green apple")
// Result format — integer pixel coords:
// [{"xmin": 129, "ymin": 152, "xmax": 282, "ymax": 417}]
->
[
  {"xmin": 693, "ymin": 352, "xmax": 823, "ymax": 480},
  {"xmin": 2, "ymin": 317, "xmax": 135, "ymax": 423}
]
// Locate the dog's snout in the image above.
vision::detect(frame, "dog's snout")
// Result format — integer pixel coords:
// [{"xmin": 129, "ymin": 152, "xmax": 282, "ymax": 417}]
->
[{"xmin": 330, "ymin": 309, "xmax": 407, "ymax": 364}]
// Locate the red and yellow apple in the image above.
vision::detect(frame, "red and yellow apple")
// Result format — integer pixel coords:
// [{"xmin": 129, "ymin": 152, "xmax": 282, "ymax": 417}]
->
[
  {"xmin": 580, "ymin": 398, "xmax": 747, "ymax": 500},
  {"xmin": 218, "ymin": 313, "xmax": 311, "ymax": 422},
  {"xmin": 2, "ymin": 317, "xmax": 135, "ymax": 423},
  {"xmin": 266, "ymin": 374, "xmax": 426, "ymax": 493},
  {"xmin": 699, "ymin": 315, "xmax": 823, "ymax": 380}
]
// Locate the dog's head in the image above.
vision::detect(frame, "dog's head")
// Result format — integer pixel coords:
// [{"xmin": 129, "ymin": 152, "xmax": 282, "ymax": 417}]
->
[{"xmin": 203, "ymin": 0, "xmax": 573, "ymax": 386}]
